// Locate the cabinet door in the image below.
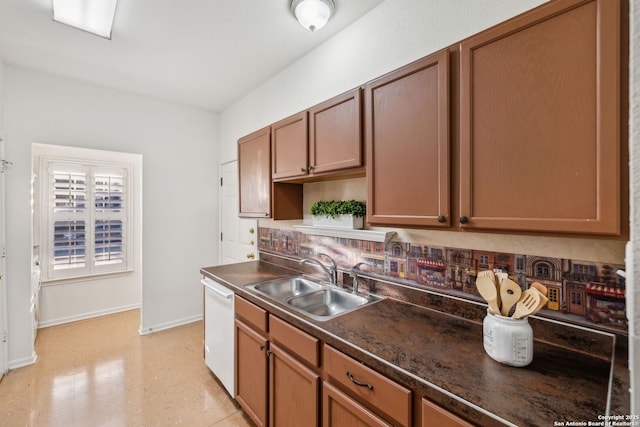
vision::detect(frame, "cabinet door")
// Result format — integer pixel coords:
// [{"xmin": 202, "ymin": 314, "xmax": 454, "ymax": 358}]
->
[
  {"xmin": 235, "ymin": 319, "xmax": 268, "ymax": 427},
  {"xmin": 323, "ymin": 382, "xmax": 390, "ymax": 427},
  {"xmin": 272, "ymin": 112, "xmax": 309, "ymax": 180},
  {"xmin": 238, "ymin": 126, "xmax": 271, "ymax": 218},
  {"xmin": 365, "ymin": 49, "xmax": 450, "ymax": 227},
  {"xmin": 269, "ymin": 342, "xmax": 320, "ymax": 427},
  {"xmin": 459, "ymin": 0, "xmax": 621, "ymax": 235},
  {"xmin": 421, "ymin": 399, "xmax": 473, "ymax": 427},
  {"xmin": 309, "ymin": 88, "xmax": 362, "ymax": 174}
]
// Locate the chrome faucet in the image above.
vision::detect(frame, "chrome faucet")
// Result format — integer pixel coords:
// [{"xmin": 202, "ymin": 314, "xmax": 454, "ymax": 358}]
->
[
  {"xmin": 350, "ymin": 262, "xmax": 374, "ymax": 294},
  {"xmin": 299, "ymin": 253, "xmax": 337, "ymax": 286}
]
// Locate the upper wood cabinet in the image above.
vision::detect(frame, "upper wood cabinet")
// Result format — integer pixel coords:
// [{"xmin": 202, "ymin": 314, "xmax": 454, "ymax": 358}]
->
[
  {"xmin": 309, "ymin": 88, "xmax": 363, "ymax": 175},
  {"xmin": 238, "ymin": 126, "xmax": 272, "ymax": 218},
  {"xmin": 238, "ymin": 126, "xmax": 303, "ymax": 219},
  {"xmin": 459, "ymin": 0, "xmax": 622, "ymax": 235},
  {"xmin": 272, "ymin": 112, "xmax": 309, "ymax": 180},
  {"xmin": 272, "ymin": 89, "xmax": 364, "ymax": 181},
  {"xmin": 365, "ymin": 49, "xmax": 450, "ymax": 227}
]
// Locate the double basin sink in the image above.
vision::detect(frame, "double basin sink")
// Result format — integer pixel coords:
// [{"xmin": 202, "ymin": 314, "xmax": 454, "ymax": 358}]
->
[{"xmin": 247, "ymin": 276, "xmax": 382, "ymax": 321}]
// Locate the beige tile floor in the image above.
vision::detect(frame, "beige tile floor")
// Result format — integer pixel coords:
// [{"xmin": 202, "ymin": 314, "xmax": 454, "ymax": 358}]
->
[{"xmin": 0, "ymin": 309, "xmax": 253, "ymax": 427}]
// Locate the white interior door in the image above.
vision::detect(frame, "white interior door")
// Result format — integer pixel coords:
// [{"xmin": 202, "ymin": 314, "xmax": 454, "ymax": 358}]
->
[
  {"xmin": 0, "ymin": 140, "xmax": 8, "ymax": 379},
  {"xmin": 219, "ymin": 161, "xmax": 257, "ymax": 265}
]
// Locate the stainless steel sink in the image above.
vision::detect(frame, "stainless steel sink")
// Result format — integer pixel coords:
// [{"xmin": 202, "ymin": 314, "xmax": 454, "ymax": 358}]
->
[
  {"xmin": 247, "ymin": 276, "xmax": 382, "ymax": 321},
  {"xmin": 287, "ymin": 288, "xmax": 381, "ymax": 320},
  {"xmin": 249, "ymin": 276, "xmax": 324, "ymax": 300}
]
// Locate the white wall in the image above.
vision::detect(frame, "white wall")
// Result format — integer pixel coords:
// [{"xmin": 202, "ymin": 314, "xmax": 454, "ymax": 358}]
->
[
  {"xmin": 3, "ymin": 66, "xmax": 219, "ymax": 365},
  {"xmin": 219, "ymin": 0, "xmax": 548, "ymax": 161}
]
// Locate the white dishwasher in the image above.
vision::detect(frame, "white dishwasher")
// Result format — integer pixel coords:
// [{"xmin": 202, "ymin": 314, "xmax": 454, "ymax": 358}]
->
[{"xmin": 202, "ymin": 277, "xmax": 235, "ymax": 397}]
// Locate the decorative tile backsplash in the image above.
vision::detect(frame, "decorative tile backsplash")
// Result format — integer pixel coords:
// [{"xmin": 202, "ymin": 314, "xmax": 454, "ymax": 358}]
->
[{"xmin": 258, "ymin": 226, "xmax": 627, "ymax": 332}]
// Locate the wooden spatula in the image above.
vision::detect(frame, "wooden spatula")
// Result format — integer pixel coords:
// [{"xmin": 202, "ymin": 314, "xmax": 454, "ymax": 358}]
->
[
  {"xmin": 499, "ymin": 278, "xmax": 521, "ymax": 316},
  {"xmin": 478, "ymin": 269, "xmax": 496, "ymax": 283},
  {"xmin": 476, "ymin": 276, "xmax": 501, "ymax": 315},
  {"xmin": 512, "ymin": 289, "xmax": 541, "ymax": 319}
]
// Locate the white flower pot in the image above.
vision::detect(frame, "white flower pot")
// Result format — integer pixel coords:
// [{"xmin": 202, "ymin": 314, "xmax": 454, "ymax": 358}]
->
[{"xmin": 312, "ymin": 215, "xmax": 364, "ymax": 229}]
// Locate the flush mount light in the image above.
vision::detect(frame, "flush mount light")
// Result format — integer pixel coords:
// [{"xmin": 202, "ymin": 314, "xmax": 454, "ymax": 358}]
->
[
  {"xmin": 291, "ymin": 0, "xmax": 335, "ymax": 32},
  {"xmin": 53, "ymin": 0, "xmax": 118, "ymax": 39}
]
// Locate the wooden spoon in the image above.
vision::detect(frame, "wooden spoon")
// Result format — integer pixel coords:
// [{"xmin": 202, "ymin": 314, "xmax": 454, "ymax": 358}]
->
[
  {"xmin": 530, "ymin": 282, "xmax": 548, "ymax": 296},
  {"xmin": 478, "ymin": 270, "xmax": 500, "ymax": 308},
  {"xmin": 476, "ymin": 276, "xmax": 501, "ymax": 315},
  {"xmin": 499, "ymin": 278, "xmax": 522, "ymax": 316},
  {"xmin": 512, "ymin": 289, "xmax": 542, "ymax": 319}
]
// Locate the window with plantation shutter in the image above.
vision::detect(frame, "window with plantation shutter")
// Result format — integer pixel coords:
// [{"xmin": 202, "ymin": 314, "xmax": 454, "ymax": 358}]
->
[{"xmin": 43, "ymin": 160, "xmax": 131, "ymax": 280}]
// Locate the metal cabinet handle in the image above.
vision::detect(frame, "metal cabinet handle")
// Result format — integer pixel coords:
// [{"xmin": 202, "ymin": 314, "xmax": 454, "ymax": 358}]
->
[
  {"xmin": 249, "ymin": 227, "xmax": 255, "ymax": 234},
  {"xmin": 308, "ymin": 165, "xmax": 315, "ymax": 171},
  {"xmin": 459, "ymin": 216, "xmax": 469, "ymax": 224},
  {"xmin": 300, "ymin": 167, "xmax": 306, "ymax": 173},
  {"xmin": 260, "ymin": 345, "xmax": 265, "ymax": 351},
  {"xmin": 437, "ymin": 215, "xmax": 446, "ymax": 223},
  {"xmin": 346, "ymin": 372, "xmax": 373, "ymax": 390},
  {"xmin": 247, "ymin": 253, "xmax": 255, "ymax": 259}
]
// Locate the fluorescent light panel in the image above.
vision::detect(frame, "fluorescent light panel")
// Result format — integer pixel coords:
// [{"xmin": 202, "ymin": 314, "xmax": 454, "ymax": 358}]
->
[{"xmin": 53, "ymin": 0, "xmax": 118, "ymax": 39}]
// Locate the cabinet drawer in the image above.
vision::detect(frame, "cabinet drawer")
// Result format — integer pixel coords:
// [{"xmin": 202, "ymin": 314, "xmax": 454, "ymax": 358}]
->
[
  {"xmin": 323, "ymin": 345, "xmax": 411, "ymax": 427},
  {"xmin": 270, "ymin": 315, "xmax": 320, "ymax": 367},
  {"xmin": 235, "ymin": 296, "xmax": 268, "ymax": 334},
  {"xmin": 421, "ymin": 399, "xmax": 473, "ymax": 427}
]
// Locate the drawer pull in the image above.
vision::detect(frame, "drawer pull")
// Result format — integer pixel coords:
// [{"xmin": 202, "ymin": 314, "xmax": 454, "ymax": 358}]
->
[{"xmin": 346, "ymin": 371, "xmax": 373, "ymax": 390}]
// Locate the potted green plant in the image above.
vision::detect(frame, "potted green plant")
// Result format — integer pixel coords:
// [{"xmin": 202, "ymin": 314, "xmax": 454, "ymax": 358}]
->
[{"xmin": 310, "ymin": 200, "xmax": 366, "ymax": 229}]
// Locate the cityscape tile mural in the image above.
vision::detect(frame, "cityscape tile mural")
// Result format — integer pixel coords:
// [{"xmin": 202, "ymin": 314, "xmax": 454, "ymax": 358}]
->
[{"xmin": 258, "ymin": 227, "xmax": 627, "ymax": 332}]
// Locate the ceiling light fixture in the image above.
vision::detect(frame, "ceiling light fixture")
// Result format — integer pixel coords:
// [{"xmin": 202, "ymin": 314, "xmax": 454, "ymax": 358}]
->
[
  {"xmin": 291, "ymin": 0, "xmax": 335, "ymax": 32},
  {"xmin": 53, "ymin": 0, "xmax": 118, "ymax": 39}
]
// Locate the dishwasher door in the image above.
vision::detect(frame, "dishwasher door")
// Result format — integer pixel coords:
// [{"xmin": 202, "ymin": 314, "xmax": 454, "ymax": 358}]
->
[{"xmin": 202, "ymin": 278, "xmax": 235, "ymax": 397}]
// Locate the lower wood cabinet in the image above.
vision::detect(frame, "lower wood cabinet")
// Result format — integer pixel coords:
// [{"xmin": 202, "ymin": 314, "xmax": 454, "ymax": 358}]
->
[
  {"xmin": 421, "ymin": 399, "xmax": 473, "ymax": 427},
  {"xmin": 235, "ymin": 319, "xmax": 268, "ymax": 427},
  {"xmin": 323, "ymin": 344, "xmax": 412, "ymax": 427},
  {"xmin": 270, "ymin": 342, "xmax": 320, "ymax": 427},
  {"xmin": 234, "ymin": 296, "xmax": 321, "ymax": 427},
  {"xmin": 233, "ymin": 296, "xmax": 474, "ymax": 427},
  {"xmin": 323, "ymin": 381, "xmax": 391, "ymax": 427}
]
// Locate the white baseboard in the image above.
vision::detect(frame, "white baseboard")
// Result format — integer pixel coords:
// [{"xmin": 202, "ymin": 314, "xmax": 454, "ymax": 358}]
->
[
  {"xmin": 38, "ymin": 304, "xmax": 141, "ymax": 329},
  {"xmin": 138, "ymin": 314, "xmax": 203, "ymax": 335},
  {"xmin": 9, "ymin": 351, "xmax": 38, "ymax": 370}
]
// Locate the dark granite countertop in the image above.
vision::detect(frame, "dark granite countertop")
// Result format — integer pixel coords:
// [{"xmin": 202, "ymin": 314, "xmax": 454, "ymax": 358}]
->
[{"xmin": 201, "ymin": 260, "xmax": 629, "ymax": 427}]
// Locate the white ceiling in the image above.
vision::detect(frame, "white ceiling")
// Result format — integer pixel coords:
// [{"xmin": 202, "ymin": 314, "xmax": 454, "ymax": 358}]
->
[{"xmin": 0, "ymin": 0, "xmax": 384, "ymax": 112}]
